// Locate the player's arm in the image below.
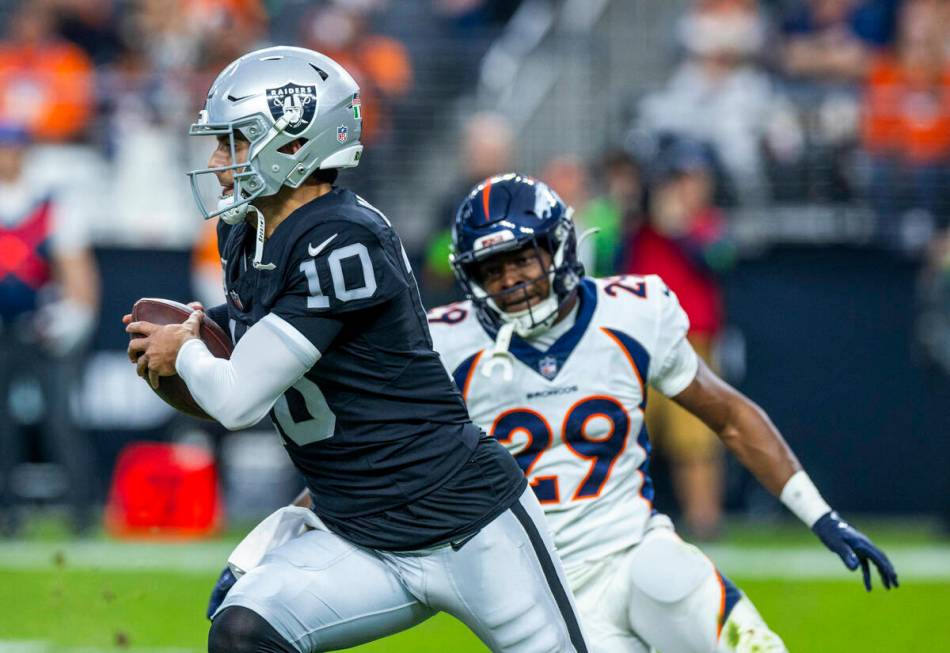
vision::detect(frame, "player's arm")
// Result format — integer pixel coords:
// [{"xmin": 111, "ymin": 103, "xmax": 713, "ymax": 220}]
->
[
  {"xmin": 672, "ymin": 360, "xmax": 898, "ymax": 591},
  {"xmin": 174, "ymin": 313, "xmax": 331, "ymax": 430},
  {"xmin": 128, "ymin": 309, "xmax": 334, "ymax": 430},
  {"xmin": 645, "ymin": 275, "xmax": 897, "ymax": 591},
  {"xmin": 673, "ymin": 359, "xmax": 798, "ymax": 495}
]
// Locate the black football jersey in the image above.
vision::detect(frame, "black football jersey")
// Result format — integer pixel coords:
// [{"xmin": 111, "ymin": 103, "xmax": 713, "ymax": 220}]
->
[{"xmin": 216, "ymin": 188, "xmax": 524, "ymax": 549}]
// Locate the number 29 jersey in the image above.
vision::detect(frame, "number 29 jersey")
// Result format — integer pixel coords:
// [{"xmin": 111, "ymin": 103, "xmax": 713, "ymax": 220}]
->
[{"xmin": 428, "ymin": 275, "xmax": 700, "ymax": 566}]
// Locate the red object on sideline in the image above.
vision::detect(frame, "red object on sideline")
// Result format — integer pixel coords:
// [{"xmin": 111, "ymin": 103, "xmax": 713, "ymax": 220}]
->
[
  {"xmin": 623, "ymin": 221, "xmax": 724, "ymax": 338},
  {"xmin": 105, "ymin": 441, "xmax": 223, "ymax": 539}
]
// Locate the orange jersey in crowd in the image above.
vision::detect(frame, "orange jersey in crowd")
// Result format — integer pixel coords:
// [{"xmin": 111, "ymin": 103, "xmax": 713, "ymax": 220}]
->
[
  {"xmin": 862, "ymin": 54, "xmax": 950, "ymax": 164},
  {"xmin": 0, "ymin": 40, "xmax": 94, "ymax": 142},
  {"xmin": 319, "ymin": 39, "xmax": 412, "ymax": 144}
]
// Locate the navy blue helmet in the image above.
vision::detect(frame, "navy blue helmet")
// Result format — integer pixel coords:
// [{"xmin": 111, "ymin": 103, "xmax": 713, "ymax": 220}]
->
[{"xmin": 450, "ymin": 173, "xmax": 584, "ymax": 336}]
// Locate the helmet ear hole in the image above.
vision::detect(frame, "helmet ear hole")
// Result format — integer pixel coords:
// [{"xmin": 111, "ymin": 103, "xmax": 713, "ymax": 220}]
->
[{"xmin": 278, "ymin": 138, "xmax": 307, "ymax": 155}]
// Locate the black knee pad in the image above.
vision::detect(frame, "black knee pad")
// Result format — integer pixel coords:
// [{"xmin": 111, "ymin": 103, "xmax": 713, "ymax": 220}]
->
[{"xmin": 208, "ymin": 606, "xmax": 296, "ymax": 653}]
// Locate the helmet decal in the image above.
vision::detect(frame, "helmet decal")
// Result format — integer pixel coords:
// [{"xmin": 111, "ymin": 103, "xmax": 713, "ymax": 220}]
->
[{"xmin": 266, "ymin": 83, "xmax": 317, "ymax": 135}]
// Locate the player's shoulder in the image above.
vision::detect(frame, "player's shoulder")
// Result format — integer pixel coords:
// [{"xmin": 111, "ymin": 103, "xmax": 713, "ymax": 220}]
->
[
  {"xmin": 291, "ymin": 189, "xmax": 393, "ymax": 246},
  {"xmin": 273, "ymin": 188, "xmax": 400, "ymax": 272},
  {"xmin": 589, "ymin": 273, "xmax": 682, "ymax": 336},
  {"xmin": 591, "ymin": 273, "xmax": 670, "ymax": 312},
  {"xmin": 426, "ymin": 300, "xmax": 488, "ymax": 367},
  {"xmin": 426, "ymin": 299, "xmax": 482, "ymax": 339}
]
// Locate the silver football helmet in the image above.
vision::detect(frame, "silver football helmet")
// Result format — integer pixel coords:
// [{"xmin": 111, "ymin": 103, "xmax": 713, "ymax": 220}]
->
[{"xmin": 187, "ymin": 46, "xmax": 363, "ymax": 225}]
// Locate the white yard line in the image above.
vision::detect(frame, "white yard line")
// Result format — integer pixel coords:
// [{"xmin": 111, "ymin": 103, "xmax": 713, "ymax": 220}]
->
[
  {"xmin": 702, "ymin": 544, "xmax": 950, "ymax": 582},
  {"xmin": 0, "ymin": 541, "xmax": 231, "ymax": 574},
  {"xmin": 0, "ymin": 541, "xmax": 948, "ymax": 580},
  {"xmin": 0, "ymin": 644, "xmax": 196, "ymax": 653}
]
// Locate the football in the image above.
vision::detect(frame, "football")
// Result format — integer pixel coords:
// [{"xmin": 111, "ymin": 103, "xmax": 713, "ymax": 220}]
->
[{"xmin": 130, "ymin": 298, "xmax": 233, "ymax": 420}]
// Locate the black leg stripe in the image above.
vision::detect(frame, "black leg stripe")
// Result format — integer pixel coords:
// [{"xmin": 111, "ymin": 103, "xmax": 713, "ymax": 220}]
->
[{"xmin": 510, "ymin": 500, "xmax": 588, "ymax": 653}]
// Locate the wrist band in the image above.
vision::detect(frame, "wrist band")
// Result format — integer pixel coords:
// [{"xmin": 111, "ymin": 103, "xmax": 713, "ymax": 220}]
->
[{"xmin": 779, "ymin": 471, "xmax": 832, "ymax": 527}]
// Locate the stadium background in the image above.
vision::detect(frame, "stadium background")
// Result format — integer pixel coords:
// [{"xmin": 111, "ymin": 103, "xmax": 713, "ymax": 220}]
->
[{"xmin": 0, "ymin": 0, "xmax": 948, "ymax": 650}]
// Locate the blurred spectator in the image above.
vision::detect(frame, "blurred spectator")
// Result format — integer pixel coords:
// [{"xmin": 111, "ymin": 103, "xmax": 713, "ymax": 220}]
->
[
  {"xmin": 432, "ymin": 0, "xmax": 524, "ymax": 30},
  {"xmin": 780, "ymin": 0, "xmax": 899, "ymax": 81},
  {"xmin": 621, "ymin": 137, "xmax": 734, "ymax": 541},
  {"xmin": 539, "ymin": 152, "xmax": 642, "ymax": 278},
  {"xmin": 581, "ymin": 149, "xmax": 645, "ymax": 277},
  {"xmin": 185, "ymin": 0, "xmax": 268, "ymax": 74},
  {"xmin": 81, "ymin": 0, "xmax": 245, "ymax": 247},
  {"xmin": 861, "ymin": 0, "xmax": 950, "ymax": 244},
  {"xmin": 0, "ymin": 1, "xmax": 95, "ymax": 142},
  {"xmin": 539, "ymin": 155, "xmax": 597, "ymax": 273},
  {"xmin": 422, "ymin": 111, "xmax": 516, "ymax": 306},
  {"xmin": 638, "ymin": 0, "xmax": 802, "ymax": 204},
  {"xmin": 130, "ymin": 0, "xmax": 267, "ymax": 100},
  {"xmin": 50, "ymin": 0, "xmax": 124, "ymax": 67},
  {"xmin": 301, "ymin": 2, "xmax": 412, "ymax": 146},
  {"xmin": 0, "ymin": 123, "xmax": 99, "ymax": 534}
]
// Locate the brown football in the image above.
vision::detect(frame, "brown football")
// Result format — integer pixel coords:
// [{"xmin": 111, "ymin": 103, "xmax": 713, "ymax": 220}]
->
[{"xmin": 130, "ymin": 298, "xmax": 233, "ymax": 420}]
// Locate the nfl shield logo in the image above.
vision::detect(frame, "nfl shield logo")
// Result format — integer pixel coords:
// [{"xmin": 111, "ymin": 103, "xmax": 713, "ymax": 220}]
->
[
  {"xmin": 337, "ymin": 125, "xmax": 348, "ymax": 143},
  {"xmin": 539, "ymin": 355, "xmax": 559, "ymax": 380},
  {"xmin": 266, "ymin": 83, "xmax": 317, "ymax": 136}
]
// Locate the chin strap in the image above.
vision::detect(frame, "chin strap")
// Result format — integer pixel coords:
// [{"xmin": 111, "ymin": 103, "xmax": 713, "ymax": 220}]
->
[
  {"xmin": 576, "ymin": 226, "xmax": 600, "ymax": 252},
  {"xmin": 249, "ymin": 206, "xmax": 276, "ymax": 271},
  {"xmin": 482, "ymin": 321, "xmax": 515, "ymax": 382}
]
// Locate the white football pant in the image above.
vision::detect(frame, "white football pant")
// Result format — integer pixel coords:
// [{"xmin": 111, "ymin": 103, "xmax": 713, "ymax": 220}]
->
[
  {"xmin": 567, "ymin": 514, "xmax": 787, "ymax": 653},
  {"xmin": 217, "ymin": 487, "xmax": 589, "ymax": 652}
]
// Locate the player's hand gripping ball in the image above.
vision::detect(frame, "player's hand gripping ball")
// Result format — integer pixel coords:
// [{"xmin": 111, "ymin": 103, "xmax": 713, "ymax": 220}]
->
[{"xmin": 126, "ymin": 299, "xmax": 233, "ymax": 420}]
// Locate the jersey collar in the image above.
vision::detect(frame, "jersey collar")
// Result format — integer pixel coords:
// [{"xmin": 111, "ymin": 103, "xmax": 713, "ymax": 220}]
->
[{"xmin": 481, "ymin": 277, "xmax": 597, "ymax": 381}]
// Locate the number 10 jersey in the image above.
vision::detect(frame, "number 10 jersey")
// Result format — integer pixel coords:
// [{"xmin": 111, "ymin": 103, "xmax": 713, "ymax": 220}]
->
[
  {"xmin": 216, "ymin": 188, "xmax": 521, "ymax": 550},
  {"xmin": 428, "ymin": 275, "xmax": 700, "ymax": 567}
]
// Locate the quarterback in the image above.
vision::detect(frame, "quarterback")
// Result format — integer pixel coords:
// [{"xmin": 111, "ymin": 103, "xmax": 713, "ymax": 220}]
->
[
  {"xmin": 427, "ymin": 174, "xmax": 899, "ymax": 652},
  {"xmin": 126, "ymin": 49, "xmax": 589, "ymax": 653}
]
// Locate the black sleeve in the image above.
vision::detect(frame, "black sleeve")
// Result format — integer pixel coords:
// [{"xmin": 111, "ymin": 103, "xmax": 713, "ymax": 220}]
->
[
  {"xmin": 205, "ymin": 303, "xmax": 231, "ymax": 339},
  {"xmin": 271, "ymin": 222, "xmax": 408, "ymax": 352}
]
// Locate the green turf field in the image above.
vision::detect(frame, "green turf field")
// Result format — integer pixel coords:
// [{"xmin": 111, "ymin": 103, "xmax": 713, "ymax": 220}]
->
[{"xmin": 1, "ymin": 519, "xmax": 948, "ymax": 652}]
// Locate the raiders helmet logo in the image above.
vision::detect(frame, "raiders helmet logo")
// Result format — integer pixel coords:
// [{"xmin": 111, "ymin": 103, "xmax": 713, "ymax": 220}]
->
[{"xmin": 266, "ymin": 83, "xmax": 317, "ymax": 135}]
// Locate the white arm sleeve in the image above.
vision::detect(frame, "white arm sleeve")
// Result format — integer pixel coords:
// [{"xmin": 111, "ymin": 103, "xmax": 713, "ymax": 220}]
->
[{"xmin": 175, "ymin": 314, "xmax": 320, "ymax": 430}]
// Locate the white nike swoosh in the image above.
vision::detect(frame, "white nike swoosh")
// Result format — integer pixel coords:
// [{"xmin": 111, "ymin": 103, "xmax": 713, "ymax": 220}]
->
[{"xmin": 308, "ymin": 234, "xmax": 338, "ymax": 257}]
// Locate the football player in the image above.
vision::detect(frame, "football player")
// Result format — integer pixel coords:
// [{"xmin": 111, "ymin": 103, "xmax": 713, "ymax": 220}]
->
[
  {"xmin": 125, "ymin": 48, "xmax": 590, "ymax": 653},
  {"xmin": 426, "ymin": 173, "xmax": 899, "ymax": 653}
]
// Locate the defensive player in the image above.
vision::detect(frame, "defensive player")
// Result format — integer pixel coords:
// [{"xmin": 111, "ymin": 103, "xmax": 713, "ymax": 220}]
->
[
  {"xmin": 126, "ymin": 48, "xmax": 589, "ymax": 653},
  {"xmin": 426, "ymin": 173, "xmax": 899, "ymax": 653}
]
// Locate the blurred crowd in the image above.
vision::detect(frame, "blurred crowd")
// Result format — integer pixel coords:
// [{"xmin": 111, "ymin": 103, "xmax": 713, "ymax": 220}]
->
[
  {"xmin": 3, "ymin": 0, "xmax": 950, "ymax": 534},
  {"xmin": 0, "ymin": 0, "xmax": 521, "ymax": 533}
]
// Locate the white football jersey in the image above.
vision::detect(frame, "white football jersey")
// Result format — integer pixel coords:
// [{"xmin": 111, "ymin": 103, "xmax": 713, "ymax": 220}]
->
[{"xmin": 428, "ymin": 275, "xmax": 699, "ymax": 566}]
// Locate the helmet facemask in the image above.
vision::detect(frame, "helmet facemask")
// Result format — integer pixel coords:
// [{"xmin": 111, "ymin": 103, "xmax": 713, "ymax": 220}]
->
[
  {"xmin": 454, "ymin": 215, "xmax": 582, "ymax": 339},
  {"xmin": 187, "ymin": 111, "xmax": 293, "ymax": 225}
]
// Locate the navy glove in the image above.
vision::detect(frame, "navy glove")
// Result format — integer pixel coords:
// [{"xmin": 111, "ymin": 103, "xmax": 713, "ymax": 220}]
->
[
  {"xmin": 812, "ymin": 511, "xmax": 899, "ymax": 591},
  {"xmin": 206, "ymin": 566, "xmax": 238, "ymax": 620}
]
